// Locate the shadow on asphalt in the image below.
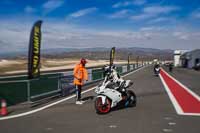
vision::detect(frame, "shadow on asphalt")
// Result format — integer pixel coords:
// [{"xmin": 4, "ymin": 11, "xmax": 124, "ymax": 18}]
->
[{"xmin": 82, "ymin": 96, "xmax": 95, "ymax": 101}]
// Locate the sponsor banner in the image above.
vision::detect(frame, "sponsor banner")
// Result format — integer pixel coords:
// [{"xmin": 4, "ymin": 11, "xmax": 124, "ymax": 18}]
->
[
  {"xmin": 128, "ymin": 55, "xmax": 130, "ymax": 66},
  {"xmin": 28, "ymin": 20, "xmax": 43, "ymax": 79},
  {"xmin": 110, "ymin": 47, "xmax": 115, "ymax": 67}
]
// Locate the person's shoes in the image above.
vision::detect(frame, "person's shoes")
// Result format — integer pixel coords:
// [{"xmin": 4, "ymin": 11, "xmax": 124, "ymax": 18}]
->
[{"xmin": 76, "ymin": 101, "xmax": 83, "ymax": 105}]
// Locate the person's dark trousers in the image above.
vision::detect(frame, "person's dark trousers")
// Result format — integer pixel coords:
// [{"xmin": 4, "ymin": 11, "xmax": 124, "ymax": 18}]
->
[
  {"xmin": 169, "ymin": 65, "xmax": 173, "ymax": 72},
  {"xmin": 75, "ymin": 85, "xmax": 82, "ymax": 101}
]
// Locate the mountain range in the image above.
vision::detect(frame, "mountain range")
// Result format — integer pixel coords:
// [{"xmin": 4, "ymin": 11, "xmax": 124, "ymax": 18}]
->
[{"xmin": 0, "ymin": 47, "xmax": 173, "ymax": 60}]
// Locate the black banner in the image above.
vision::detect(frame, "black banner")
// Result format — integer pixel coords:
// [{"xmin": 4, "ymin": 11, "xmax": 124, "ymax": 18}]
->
[
  {"xmin": 128, "ymin": 54, "xmax": 130, "ymax": 65},
  {"xmin": 110, "ymin": 47, "xmax": 115, "ymax": 67},
  {"xmin": 128, "ymin": 54, "xmax": 130, "ymax": 71},
  {"xmin": 136, "ymin": 56, "xmax": 139, "ymax": 67},
  {"xmin": 28, "ymin": 20, "xmax": 43, "ymax": 79}
]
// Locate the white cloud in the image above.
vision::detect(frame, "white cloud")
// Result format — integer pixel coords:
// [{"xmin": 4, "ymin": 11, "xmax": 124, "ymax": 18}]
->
[
  {"xmin": 69, "ymin": 7, "xmax": 98, "ymax": 18},
  {"xmin": 191, "ymin": 8, "xmax": 200, "ymax": 19},
  {"xmin": 193, "ymin": 13, "xmax": 200, "ymax": 18},
  {"xmin": 131, "ymin": 5, "xmax": 180, "ymax": 21},
  {"xmin": 131, "ymin": 13, "xmax": 155, "ymax": 20},
  {"xmin": 144, "ymin": 6, "xmax": 180, "ymax": 14},
  {"xmin": 24, "ymin": 6, "xmax": 36, "ymax": 13},
  {"xmin": 133, "ymin": 0, "xmax": 146, "ymax": 6},
  {"xmin": 149, "ymin": 17, "xmax": 168, "ymax": 23},
  {"xmin": 42, "ymin": 0, "xmax": 64, "ymax": 14},
  {"xmin": 112, "ymin": 0, "xmax": 146, "ymax": 8},
  {"xmin": 108, "ymin": 10, "xmax": 130, "ymax": 19},
  {"xmin": 1, "ymin": 21, "xmax": 200, "ymax": 53},
  {"xmin": 112, "ymin": 2, "xmax": 130, "ymax": 8},
  {"xmin": 140, "ymin": 26, "xmax": 166, "ymax": 31},
  {"xmin": 97, "ymin": 31, "xmax": 153, "ymax": 40},
  {"xmin": 173, "ymin": 32, "xmax": 189, "ymax": 40},
  {"xmin": 0, "ymin": 22, "xmax": 30, "ymax": 52},
  {"xmin": 148, "ymin": 17, "xmax": 174, "ymax": 24}
]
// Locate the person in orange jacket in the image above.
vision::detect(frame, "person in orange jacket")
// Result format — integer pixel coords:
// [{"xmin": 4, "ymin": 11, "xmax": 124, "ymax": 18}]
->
[{"xmin": 73, "ymin": 58, "xmax": 88, "ymax": 104}]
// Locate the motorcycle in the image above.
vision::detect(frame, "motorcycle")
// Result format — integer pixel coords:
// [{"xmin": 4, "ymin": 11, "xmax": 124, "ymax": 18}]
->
[
  {"xmin": 154, "ymin": 64, "xmax": 160, "ymax": 76},
  {"xmin": 94, "ymin": 66, "xmax": 136, "ymax": 114}
]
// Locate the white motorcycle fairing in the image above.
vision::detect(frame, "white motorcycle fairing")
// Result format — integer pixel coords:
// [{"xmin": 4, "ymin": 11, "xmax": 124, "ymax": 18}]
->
[{"xmin": 97, "ymin": 88, "xmax": 122, "ymax": 108}]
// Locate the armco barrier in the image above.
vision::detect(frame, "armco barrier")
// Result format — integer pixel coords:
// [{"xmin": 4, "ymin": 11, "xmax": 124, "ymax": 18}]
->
[
  {"xmin": 0, "ymin": 80, "xmax": 27, "ymax": 106},
  {"xmin": 0, "ymin": 63, "xmax": 144, "ymax": 106},
  {"xmin": 116, "ymin": 66, "xmax": 123, "ymax": 74},
  {"xmin": 59, "ymin": 74, "xmax": 74, "ymax": 97},
  {"xmin": 92, "ymin": 68, "xmax": 104, "ymax": 81},
  {"xmin": 0, "ymin": 74, "xmax": 61, "ymax": 105},
  {"xmin": 30, "ymin": 73, "xmax": 60, "ymax": 99},
  {"xmin": 122, "ymin": 65, "xmax": 128, "ymax": 73}
]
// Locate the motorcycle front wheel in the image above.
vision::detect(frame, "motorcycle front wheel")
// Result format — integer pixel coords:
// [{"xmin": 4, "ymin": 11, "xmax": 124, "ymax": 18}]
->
[
  {"xmin": 127, "ymin": 90, "xmax": 137, "ymax": 107},
  {"xmin": 95, "ymin": 97, "xmax": 111, "ymax": 114}
]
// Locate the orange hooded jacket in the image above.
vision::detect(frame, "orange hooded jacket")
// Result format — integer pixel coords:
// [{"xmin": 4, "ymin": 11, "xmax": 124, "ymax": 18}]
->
[{"xmin": 73, "ymin": 63, "xmax": 88, "ymax": 85}]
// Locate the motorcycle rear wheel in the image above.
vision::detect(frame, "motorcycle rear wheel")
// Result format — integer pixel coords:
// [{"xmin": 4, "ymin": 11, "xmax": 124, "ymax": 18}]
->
[{"xmin": 95, "ymin": 97, "xmax": 111, "ymax": 114}]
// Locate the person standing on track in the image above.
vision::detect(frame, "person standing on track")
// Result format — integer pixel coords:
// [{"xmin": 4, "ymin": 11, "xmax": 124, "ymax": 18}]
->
[
  {"xmin": 73, "ymin": 58, "xmax": 88, "ymax": 105},
  {"xmin": 169, "ymin": 63, "xmax": 173, "ymax": 72}
]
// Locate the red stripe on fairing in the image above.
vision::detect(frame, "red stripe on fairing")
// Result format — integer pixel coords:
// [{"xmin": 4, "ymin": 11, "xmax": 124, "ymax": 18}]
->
[{"xmin": 160, "ymin": 70, "xmax": 200, "ymax": 113}]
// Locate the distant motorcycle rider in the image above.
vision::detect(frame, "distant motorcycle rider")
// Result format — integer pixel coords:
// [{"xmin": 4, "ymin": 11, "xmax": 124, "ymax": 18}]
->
[
  {"xmin": 154, "ymin": 62, "xmax": 160, "ymax": 75},
  {"xmin": 169, "ymin": 63, "xmax": 173, "ymax": 72}
]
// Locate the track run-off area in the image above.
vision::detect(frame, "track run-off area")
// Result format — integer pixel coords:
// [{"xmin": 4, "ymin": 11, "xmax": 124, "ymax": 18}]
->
[{"xmin": 0, "ymin": 66, "xmax": 200, "ymax": 133}]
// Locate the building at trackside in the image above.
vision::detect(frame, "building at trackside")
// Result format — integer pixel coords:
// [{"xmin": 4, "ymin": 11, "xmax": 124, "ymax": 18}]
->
[
  {"xmin": 180, "ymin": 49, "xmax": 200, "ymax": 69},
  {"xmin": 174, "ymin": 50, "xmax": 188, "ymax": 67}
]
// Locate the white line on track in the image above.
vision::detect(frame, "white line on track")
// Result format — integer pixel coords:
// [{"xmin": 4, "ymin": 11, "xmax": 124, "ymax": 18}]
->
[{"xmin": 0, "ymin": 66, "xmax": 147, "ymax": 121}]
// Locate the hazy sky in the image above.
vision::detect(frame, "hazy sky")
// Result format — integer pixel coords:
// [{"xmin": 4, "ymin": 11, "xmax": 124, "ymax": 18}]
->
[{"xmin": 0, "ymin": 0, "xmax": 200, "ymax": 53}]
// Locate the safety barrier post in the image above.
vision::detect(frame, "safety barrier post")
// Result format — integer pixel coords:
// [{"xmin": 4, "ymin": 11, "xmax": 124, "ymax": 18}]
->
[{"xmin": 27, "ymin": 80, "xmax": 31, "ymax": 102}]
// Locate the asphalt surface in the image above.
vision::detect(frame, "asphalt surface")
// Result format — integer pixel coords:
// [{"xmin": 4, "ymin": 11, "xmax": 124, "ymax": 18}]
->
[{"xmin": 0, "ymin": 66, "xmax": 200, "ymax": 133}]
